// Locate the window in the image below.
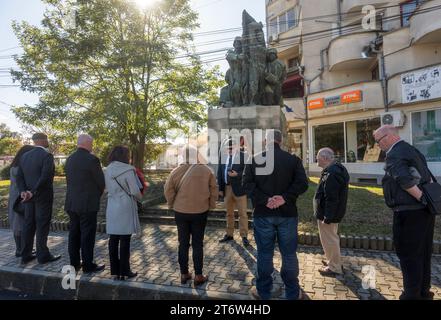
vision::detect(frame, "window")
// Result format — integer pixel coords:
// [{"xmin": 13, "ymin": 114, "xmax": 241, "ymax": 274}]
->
[
  {"xmin": 269, "ymin": 17, "xmax": 278, "ymax": 40},
  {"xmin": 313, "ymin": 123, "xmax": 345, "ymax": 162},
  {"xmin": 314, "ymin": 118, "xmax": 384, "ymax": 164},
  {"xmin": 412, "ymin": 109, "xmax": 441, "ymax": 162},
  {"xmin": 269, "ymin": 6, "xmax": 298, "ymax": 39},
  {"xmin": 345, "ymin": 118, "xmax": 385, "ymax": 163},
  {"xmin": 287, "ymin": 129, "xmax": 303, "ymax": 159},
  {"xmin": 279, "ymin": 13, "xmax": 287, "ymax": 34},
  {"xmin": 401, "ymin": 0, "xmax": 419, "ymax": 27},
  {"xmin": 287, "ymin": 7, "xmax": 297, "ymax": 29}
]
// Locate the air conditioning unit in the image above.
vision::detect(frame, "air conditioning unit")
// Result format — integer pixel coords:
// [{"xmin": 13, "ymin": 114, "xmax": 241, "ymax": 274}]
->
[
  {"xmin": 380, "ymin": 111, "xmax": 406, "ymax": 127},
  {"xmin": 268, "ymin": 34, "xmax": 279, "ymax": 43}
]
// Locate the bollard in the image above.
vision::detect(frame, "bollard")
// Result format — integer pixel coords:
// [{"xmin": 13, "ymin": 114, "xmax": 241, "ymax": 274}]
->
[
  {"xmin": 298, "ymin": 232, "xmax": 305, "ymax": 245},
  {"xmin": 362, "ymin": 236, "xmax": 369, "ymax": 250},
  {"xmin": 354, "ymin": 236, "xmax": 361, "ymax": 249},
  {"xmin": 370, "ymin": 237, "xmax": 377, "ymax": 251},
  {"xmin": 340, "ymin": 235, "xmax": 347, "ymax": 248},
  {"xmin": 312, "ymin": 234, "xmax": 319, "ymax": 246},
  {"xmin": 377, "ymin": 237, "xmax": 385, "ymax": 251},
  {"xmin": 347, "ymin": 236, "xmax": 354, "ymax": 249},
  {"xmin": 385, "ymin": 237, "xmax": 393, "ymax": 251},
  {"xmin": 305, "ymin": 233, "xmax": 312, "ymax": 245},
  {"xmin": 433, "ymin": 241, "xmax": 440, "ymax": 255}
]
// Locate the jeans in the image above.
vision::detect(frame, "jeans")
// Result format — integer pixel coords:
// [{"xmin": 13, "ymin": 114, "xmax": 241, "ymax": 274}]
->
[
  {"xmin": 393, "ymin": 209, "xmax": 435, "ymax": 299},
  {"xmin": 108, "ymin": 234, "xmax": 132, "ymax": 276},
  {"xmin": 174, "ymin": 211, "xmax": 208, "ymax": 275},
  {"xmin": 253, "ymin": 216, "xmax": 300, "ymax": 300}
]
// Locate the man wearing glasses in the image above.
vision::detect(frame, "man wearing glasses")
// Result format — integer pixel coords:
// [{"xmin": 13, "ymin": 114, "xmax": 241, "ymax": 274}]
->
[{"xmin": 373, "ymin": 125, "xmax": 436, "ymax": 300}]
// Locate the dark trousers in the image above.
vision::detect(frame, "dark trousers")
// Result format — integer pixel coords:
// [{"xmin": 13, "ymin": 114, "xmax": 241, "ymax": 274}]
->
[
  {"xmin": 14, "ymin": 235, "xmax": 21, "ymax": 256},
  {"xmin": 108, "ymin": 235, "xmax": 132, "ymax": 276},
  {"xmin": 174, "ymin": 211, "xmax": 208, "ymax": 275},
  {"xmin": 68, "ymin": 211, "xmax": 98, "ymax": 270},
  {"xmin": 393, "ymin": 209, "xmax": 435, "ymax": 299},
  {"xmin": 21, "ymin": 196, "xmax": 53, "ymax": 262}
]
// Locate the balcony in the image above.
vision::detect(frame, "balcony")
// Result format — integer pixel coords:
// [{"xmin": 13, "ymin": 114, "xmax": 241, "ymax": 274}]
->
[
  {"xmin": 342, "ymin": 0, "xmax": 389, "ymax": 14},
  {"xmin": 410, "ymin": 0, "xmax": 441, "ymax": 44},
  {"xmin": 328, "ymin": 32, "xmax": 378, "ymax": 71},
  {"xmin": 307, "ymin": 81, "xmax": 385, "ymax": 118}
]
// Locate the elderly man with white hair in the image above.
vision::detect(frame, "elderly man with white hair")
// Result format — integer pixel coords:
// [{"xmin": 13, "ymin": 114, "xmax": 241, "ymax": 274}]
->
[
  {"xmin": 65, "ymin": 134, "xmax": 105, "ymax": 273},
  {"xmin": 314, "ymin": 147, "xmax": 349, "ymax": 277},
  {"xmin": 373, "ymin": 125, "xmax": 436, "ymax": 300}
]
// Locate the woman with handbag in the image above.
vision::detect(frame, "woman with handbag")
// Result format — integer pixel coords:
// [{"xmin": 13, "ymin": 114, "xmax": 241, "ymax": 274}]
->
[
  {"xmin": 164, "ymin": 145, "xmax": 218, "ymax": 286},
  {"xmin": 104, "ymin": 146, "xmax": 142, "ymax": 280},
  {"xmin": 7, "ymin": 145, "xmax": 35, "ymax": 257}
]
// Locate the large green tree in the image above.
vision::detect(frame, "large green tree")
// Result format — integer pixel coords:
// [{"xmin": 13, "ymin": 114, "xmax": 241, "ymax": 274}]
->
[
  {"xmin": 0, "ymin": 123, "xmax": 22, "ymax": 156},
  {"xmin": 11, "ymin": 0, "xmax": 222, "ymax": 168}
]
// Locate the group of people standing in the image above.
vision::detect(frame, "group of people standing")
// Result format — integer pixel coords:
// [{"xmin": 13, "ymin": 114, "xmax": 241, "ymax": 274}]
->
[
  {"xmin": 7, "ymin": 125, "xmax": 437, "ymax": 300},
  {"xmin": 8, "ymin": 133, "xmax": 146, "ymax": 280}
]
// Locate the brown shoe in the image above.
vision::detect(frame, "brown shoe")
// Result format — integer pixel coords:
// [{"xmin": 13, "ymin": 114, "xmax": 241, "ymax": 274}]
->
[
  {"xmin": 181, "ymin": 273, "xmax": 192, "ymax": 284},
  {"xmin": 194, "ymin": 274, "xmax": 208, "ymax": 286}
]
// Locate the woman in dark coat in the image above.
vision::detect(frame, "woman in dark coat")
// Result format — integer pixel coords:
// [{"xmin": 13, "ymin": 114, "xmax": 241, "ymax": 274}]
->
[{"xmin": 7, "ymin": 145, "xmax": 34, "ymax": 257}]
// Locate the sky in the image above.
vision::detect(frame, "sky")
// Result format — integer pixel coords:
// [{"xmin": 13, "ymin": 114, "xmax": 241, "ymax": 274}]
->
[{"xmin": 0, "ymin": 0, "xmax": 265, "ymax": 133}]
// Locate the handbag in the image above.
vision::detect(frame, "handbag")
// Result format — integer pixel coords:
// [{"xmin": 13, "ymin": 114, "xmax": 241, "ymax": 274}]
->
[
  {"xmin": 421, "ymin": 170, "xmax": 441, "ymax": 216},
  {"xmin": 12, "ymin": 195, "xmax": 26, "ymax": 216},
  {"xmin": 113, "ymin": 171, "xmax": 142, "ymax": 207}
]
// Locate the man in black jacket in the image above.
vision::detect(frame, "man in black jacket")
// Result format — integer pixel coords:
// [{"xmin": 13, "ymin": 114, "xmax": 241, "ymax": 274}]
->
[
  {"xmin": 65, "ymin": 134, "xmax": 105, "ymax": 273},
  {"xmin": 243, "ymin": 130, "xmax": 308, "ymax": 300},
  {"xmin": 17, "ymin": 133, "xmax": 60, "ymax": 264},
  {"xmin": 217, "ymin": 138, "xmax": 250, "ymax": 246},
  {"xmin": 374, "ymin": 125, "xmax": 436, "ymax": 300},
  {"xmin": 314, "ymin": 148, "xmax": 349, "ymax": 277}
]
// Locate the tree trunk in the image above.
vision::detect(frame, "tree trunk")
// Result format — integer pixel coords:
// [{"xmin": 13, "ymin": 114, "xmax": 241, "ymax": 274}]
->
[{"xmin": 132, "ymin": 140, "xmax": 145, "ymax": 171}]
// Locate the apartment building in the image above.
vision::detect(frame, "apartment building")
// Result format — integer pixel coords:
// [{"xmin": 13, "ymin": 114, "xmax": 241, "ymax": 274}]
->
[{"xmin": 266, "ymin": 0, "xmax": 441, "ymax": 183}]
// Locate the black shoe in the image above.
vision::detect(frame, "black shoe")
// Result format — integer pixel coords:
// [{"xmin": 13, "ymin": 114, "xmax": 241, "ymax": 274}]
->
[
  {"xmin": 219, "ymin": 235, "xmax": 234, "ymax": 243},
  {"xmin": 242, "ymin": 237, "xmax": 250, "ymax": 246},
  {"xmin": 421, "ymin": 291, "xmax": 435, "ymax": 300},
  {"xmin": 318, "ymin": 267, "xmax": 338, "ymax": 277},
  {"xmin": 120, "ymin": 272, "xmax": 138, "ymax": 280},
  {"xmin": 83, "ymin": 264, "xmax": 105, "ymax": 273},
  {"xmin": 21, "ymin": 254, "xmax": 37, "ymax": 265},
  {"xmin": 16, "ymin": 249, "xmax": 35, "ymax": 258},
  {"xmin": 39, "ymin": 254, "xmax": 62, "ymax": 264}
]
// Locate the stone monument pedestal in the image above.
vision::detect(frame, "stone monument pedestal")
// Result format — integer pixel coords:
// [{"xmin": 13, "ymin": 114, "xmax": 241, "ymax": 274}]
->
[{"xmin": 208, "ymin": 105, "xmax": 286, "ymax": 141}]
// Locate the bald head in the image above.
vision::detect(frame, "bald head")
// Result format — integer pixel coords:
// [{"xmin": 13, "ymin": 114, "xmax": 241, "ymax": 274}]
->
[
  {"xmin": 373, "ymin": 125, "xmax": 401, "ymax": 152},
  {"xmin": 77, "ymin": 134, "xmax": 93, "ymax": 152},
  {"xmin": 317, "ymin": 147, "xmax": 335, "ymax": 168}
]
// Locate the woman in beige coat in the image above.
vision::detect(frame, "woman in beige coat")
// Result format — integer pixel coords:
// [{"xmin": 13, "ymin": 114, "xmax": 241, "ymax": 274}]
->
[{"xmin": 164, "ymin": 145, "xmax": 218, "ymax": 286}]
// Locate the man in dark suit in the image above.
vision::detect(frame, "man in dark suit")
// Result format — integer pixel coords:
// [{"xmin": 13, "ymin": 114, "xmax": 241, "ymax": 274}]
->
[
  {"xmin": 17, "ymin": 133, "xmax": 60, "ymax": 264},
  {"xmin": 243, "ymin": 129, "xmax": 308, "ymax": 300},
  {"xmin": 217, "ymin": 137, "xmax": 250, "ymax": 246},
  {"xmin": 65, "ymin": 134, "xmax": 105, "ymax": 273}
]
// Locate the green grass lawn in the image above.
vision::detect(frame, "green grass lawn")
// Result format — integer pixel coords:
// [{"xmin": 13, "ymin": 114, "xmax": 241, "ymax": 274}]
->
[{"xmin": 1, "ymin": 175, "xmax": 440, "ymax": 239}]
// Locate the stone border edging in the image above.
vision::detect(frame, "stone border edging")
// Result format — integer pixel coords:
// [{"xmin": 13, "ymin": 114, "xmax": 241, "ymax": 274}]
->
[
  {"xmin": 1, "ymin": 216, "xmax": 440, "ymax": 254},
  {"xmin": 0, "ymin": 265, "xmax": 251, "ymax": 300}
]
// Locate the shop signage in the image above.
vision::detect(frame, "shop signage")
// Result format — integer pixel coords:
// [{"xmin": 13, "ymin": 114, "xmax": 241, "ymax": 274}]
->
[
  {"xmin": 401, "ymin": 64, "xmax": 441, "ymax": 104},
  {"xmin": 308, "ymin": 98, "xmax": 324, "ymax": 109},
  {"xmin": 325, "ymin": 95, "xmax": 341, "ymax": 107},
  {"xmin": 341, "ymin": 90, "xmax": 363, "ymax": 104},
  {"xmin": 308, "ymin": 90, "xmax": 363, "ymax": 110}
]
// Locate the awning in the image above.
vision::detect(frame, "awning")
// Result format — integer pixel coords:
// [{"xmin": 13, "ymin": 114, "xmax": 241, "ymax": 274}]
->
[{"xmin": 282, "ymin": 74, "xmax": 303, "ymax": 97}]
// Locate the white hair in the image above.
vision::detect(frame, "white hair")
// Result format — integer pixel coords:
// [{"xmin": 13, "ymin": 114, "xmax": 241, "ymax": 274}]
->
[
  {"xmin": 77, "ymin": 134, "xmax": 93, "ymax": 146},
  {"xmin": 317, "ymin": 148, "xmax": 335, "ymax": 161}
]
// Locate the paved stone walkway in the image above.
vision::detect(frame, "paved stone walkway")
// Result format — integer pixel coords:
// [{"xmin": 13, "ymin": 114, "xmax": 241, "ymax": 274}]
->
[{"xmin": 0, "ymin": 225, "xmax": 440, "ymax": 300}]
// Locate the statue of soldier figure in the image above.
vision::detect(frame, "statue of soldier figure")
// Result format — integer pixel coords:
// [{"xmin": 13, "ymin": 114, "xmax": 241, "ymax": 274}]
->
[
  {"xmin": 264, "ymin": 48, "xmax": 287, "ymax": 106},
  {"xmin": 226, "ymin": 37, "xmax": 245, "ymax": 106},
  {"xmin": 220, "ymin": 10, "xmax": 287, "ymax": 108}
]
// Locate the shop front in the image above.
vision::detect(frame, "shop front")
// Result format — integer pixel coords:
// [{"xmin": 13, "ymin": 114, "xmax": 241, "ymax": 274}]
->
[{"xmin": 306, "ymin": 81, "xmax": 386, "ymax": 184}]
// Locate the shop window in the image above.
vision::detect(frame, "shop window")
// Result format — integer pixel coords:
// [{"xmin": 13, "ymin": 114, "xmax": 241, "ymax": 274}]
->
[
  {"xmin": 287, "ymin": 129, "xmax": 303, "ymax": 159},
  {"xmin": 313, "ymin": 123, "xmax": 345, "ymax": 162},
  {"xmin": 412, "ymin": 110, "xmax": 441, "ymax": 162},
  {"xmin": 345, "ymin": 118, "xmax": 385, "ymax": 163}
]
